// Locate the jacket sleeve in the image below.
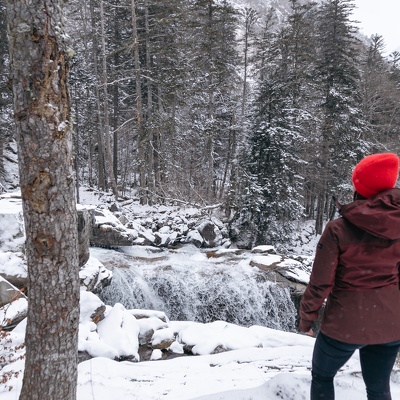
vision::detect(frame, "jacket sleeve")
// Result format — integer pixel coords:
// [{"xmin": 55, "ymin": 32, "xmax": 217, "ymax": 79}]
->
[{"xmin": 299, "ymin": 221, "xmax": 339, "ymax": 332}]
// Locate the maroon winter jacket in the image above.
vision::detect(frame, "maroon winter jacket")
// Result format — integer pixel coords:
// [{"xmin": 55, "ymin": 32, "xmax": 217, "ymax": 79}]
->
[{"xmin": 299, "ymin": 188, "xmax": 400, "ymax": 344}]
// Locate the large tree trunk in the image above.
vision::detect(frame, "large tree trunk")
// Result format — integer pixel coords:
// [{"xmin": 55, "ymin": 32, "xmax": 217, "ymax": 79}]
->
[{"xmin": 6, "ymin": 0, "xmax": 80, "ymax": 399}]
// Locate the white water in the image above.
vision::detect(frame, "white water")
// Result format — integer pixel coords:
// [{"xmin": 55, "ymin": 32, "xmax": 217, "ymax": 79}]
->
[{"xmin": 92, "ymin": 245, "xmax": 297, "ymax": 332}]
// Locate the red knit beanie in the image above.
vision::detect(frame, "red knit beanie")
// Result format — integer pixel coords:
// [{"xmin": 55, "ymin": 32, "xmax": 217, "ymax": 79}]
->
[{"xmin": 352, "ymin": 153, "xmax": 399, "ymax": 198}]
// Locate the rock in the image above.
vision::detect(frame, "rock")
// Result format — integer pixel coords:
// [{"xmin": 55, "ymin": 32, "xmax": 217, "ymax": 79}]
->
[
  {"xmin": 118, "ymin": 214, "xmax": 129, "ymax": 225},
  {"xmin": 78, "ymin": 351, "xmax": 92, "ymax": 363},
  {"xmin": 109, "ymin": 203, "xmax": 119, "ymax": 212}
]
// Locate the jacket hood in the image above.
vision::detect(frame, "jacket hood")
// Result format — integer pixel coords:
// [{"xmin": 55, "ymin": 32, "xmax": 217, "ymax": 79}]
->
[{"xmin": 337, "ymin": 188, "xmax": 400, "ymax": 240}]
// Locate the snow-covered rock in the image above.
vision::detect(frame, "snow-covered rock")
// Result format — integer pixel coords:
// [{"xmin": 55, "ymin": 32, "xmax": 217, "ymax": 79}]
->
[
  {"xmin": 0, "ymin": 251, "xmax": 27, "ymax": 289},
  {"xmin": 0, "ymin": 276, "xmax": 26, "ymax": 308},
  {"xmin": 186, "ymin": 229, "xmax": 204, "ymax": 247},
  {"xmin": 0, "ymin": 277, "xmax": 27, "ymax": 330},
  {"xmin": 196, "ymin": 220, "xmax": 223, "ymax": 248},
  {"xmin": 91, "ymin": 208, "xmax": 137, "ymax": 247},
  {"xmin": 79, "ymin": 256, "xmax": 112, "ymax": 294},
  {"xmin": 96, "ymin": 303, "xmax": 140, "ymax": 361},
  {"xmin": 177, "ymin": 320, "xmax": 263, "ymax": 356}
]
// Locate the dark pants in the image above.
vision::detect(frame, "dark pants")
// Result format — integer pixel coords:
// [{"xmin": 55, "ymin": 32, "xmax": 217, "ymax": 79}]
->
[{"xmin": 311, "ymin": 332, "xmax": 400, "ymax": 400}]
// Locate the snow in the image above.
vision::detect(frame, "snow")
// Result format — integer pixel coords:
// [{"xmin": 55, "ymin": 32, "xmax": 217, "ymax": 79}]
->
[
  {"xmin": 0, "ymin": 252, "xmax": 26, "ymax": 280},
  {"xmin": 3, "ymin": 300, "xmax": 400, "ymax": 399},
  {"xmin": 177, "ymin": 321, "xmax": 263, "ymax": 355},
  {"xmin": 0, "ymin": 194, "xmax": 25, "ymax": 252}
]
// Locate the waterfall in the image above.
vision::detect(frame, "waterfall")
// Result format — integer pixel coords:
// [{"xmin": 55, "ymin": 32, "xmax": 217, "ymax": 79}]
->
[{"xmin": 95, "ymin": 246, "xmax": 297, "ymax": 332}]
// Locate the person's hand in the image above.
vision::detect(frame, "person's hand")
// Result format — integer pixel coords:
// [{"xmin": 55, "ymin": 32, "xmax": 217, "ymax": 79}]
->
[{"xmin": 299, "ymin": 329, "xmax": 314, "ymax": 337}]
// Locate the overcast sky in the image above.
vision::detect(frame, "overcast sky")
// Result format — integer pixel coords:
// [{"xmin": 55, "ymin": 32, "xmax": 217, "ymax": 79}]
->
[{"xmin": 352, "ymin": 0, "xmax": 400, "ymax": 54}]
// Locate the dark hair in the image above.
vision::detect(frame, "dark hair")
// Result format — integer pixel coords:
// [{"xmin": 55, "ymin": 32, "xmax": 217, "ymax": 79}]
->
[{"xmin": 353, "ymin": 191, "xmax": 367, "ymax": 201}]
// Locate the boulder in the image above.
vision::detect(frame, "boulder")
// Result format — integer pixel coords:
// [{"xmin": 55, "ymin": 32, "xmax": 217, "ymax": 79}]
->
[{"xmin": 196, "ymin": 220, "xmax": 223, "ymax": 248}]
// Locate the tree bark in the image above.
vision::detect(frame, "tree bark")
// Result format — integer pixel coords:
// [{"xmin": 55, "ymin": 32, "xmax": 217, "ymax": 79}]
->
[{"xmin": 6, "ymin": 0, "xmax": 79, "ymax": 399}]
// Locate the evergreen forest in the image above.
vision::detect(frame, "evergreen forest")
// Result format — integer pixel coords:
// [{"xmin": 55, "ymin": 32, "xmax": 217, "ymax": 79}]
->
[{"xmin": 1, "ymin": 0, "xmax": 399, "ymax": 244}]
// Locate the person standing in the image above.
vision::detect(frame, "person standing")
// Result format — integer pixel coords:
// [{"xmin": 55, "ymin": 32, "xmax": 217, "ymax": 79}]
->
[{"xmin": 299, "ymin": 153, "xmax": 400, "ymax": 400}]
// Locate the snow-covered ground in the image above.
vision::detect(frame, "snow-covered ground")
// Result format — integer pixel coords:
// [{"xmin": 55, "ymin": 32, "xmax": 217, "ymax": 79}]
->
[{"xmin": 2, "ymin": 189, "xmax": 400, "ymax": 399}]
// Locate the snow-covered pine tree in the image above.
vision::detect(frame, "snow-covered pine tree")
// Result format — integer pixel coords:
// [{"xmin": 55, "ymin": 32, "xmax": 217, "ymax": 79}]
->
[
  {"xmin": 360, "ymin": 35, "xmax": 400, "ymax": 153},
  {"xmin": 313, "ymin": 0, "xmax": 366, "ymax": 233},
  {"xmin": 237, "ymin": 0, "xmax": 318, "ymax": 245}
]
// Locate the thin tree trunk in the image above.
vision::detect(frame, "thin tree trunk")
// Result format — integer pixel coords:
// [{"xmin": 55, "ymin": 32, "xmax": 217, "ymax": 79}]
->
[
  {"xmin": 112, "ymin": 5, "xmax": 120, "ymax": 183},
  {"xmin": 89, "ymin": 0, "xmax": 106, "ymax": 190},
  {"xmin": 73, "ymin": 83, "xmax": 80, "ymax": 203},
  {"xmin": 131, "ymin": 0, "xmax": 147, "ymax": 204},
  {"xmin": 99, "ymin": 0, "xmax": 118, "ymax": 199},
  {"xmin": 6, "ymin": 0, "xmax": 79, "ymax": 398},
  {"xmin": 144, "ymin": 0, "xmax": 155, "ymax": 203},
  {"xmin": 113, "ymin": 84, "xmax": 119, "ymax": 183}
]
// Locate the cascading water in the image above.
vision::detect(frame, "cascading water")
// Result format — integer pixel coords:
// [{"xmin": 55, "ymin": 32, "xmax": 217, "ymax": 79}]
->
[{"xmin": 94, "ymin": 245, "xmax": 297, "ymax": 332}]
